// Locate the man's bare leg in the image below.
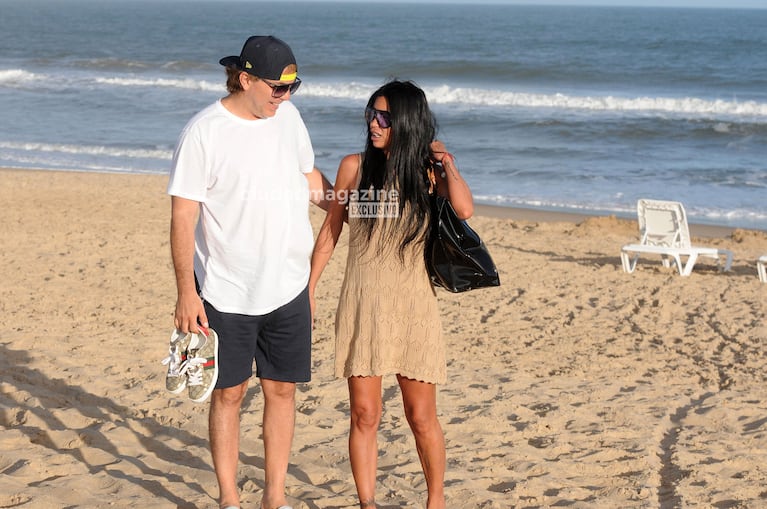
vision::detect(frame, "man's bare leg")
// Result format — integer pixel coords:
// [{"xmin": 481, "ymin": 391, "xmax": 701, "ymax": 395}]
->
[
  {"xmin": 210, "ymin": 381, "xmax": 249, "ymax": 508},
  {"xmin": 260, "ymin": 378, "xmax": 296, "ymax": 509}
]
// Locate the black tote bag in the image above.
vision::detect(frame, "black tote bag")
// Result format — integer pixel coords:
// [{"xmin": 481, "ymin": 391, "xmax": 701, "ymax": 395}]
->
[{"xmin": 425, "ymin": 192, "xmax": 501, "ymax": 293}]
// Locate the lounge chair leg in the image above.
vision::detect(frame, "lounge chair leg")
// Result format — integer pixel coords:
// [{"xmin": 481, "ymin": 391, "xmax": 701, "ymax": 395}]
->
[
  {"xmin": 757, "ymin": 257, "xmax": 767, "ymax": 283},
  {"xmin": 621, "ymin": 251, "xmax": 638, "ymax": 273},
  {"xmin": 679, "ymin": 253, "xmax": 697, "ymax": 276},
  {"xmin": 722, "ymin": 251, "xmax": 733, "ymax": 272}
]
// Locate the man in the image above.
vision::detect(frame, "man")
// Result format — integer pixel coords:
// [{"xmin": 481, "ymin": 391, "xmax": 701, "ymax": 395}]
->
[{"xmin": 167, "ymin": 35, "xmax": 330, "ymax": 509}]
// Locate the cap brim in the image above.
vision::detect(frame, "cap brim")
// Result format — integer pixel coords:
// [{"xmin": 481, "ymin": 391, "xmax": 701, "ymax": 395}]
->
[{"xmin": 219, "ymin": 55, "xmax": 241, "ymax": 68}]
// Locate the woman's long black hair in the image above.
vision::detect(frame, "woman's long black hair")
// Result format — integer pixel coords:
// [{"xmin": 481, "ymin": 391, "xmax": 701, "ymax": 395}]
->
[{"xmin": 358, "ymin": 80, "xmax": 436, "ymax": 259}]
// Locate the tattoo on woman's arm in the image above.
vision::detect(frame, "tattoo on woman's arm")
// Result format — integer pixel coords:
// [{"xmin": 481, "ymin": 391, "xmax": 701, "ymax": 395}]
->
[{"xmin": 443, "ymin": 158, "xmax": 460, "ymax": 180}]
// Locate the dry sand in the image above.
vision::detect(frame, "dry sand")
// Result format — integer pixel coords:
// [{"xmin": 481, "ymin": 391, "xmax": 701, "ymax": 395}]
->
[{"xmin": 1, "ymin": 168, "xmax": 766, "ymax": 508}]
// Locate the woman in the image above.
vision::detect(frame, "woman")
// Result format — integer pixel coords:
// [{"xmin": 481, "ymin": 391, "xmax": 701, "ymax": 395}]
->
[{"xmin": 309, "ymin": 80, "xmax": 473, "ymax": 508}]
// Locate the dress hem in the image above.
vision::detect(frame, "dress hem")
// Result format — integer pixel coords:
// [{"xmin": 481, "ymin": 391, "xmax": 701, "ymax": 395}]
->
[{"xmin": 336, "ymin": 367, "xmax": 445, "ymax": 385}]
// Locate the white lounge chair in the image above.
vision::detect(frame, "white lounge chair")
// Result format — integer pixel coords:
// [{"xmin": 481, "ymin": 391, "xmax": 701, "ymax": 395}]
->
[
  {"xmin": 620, "ymin": 199, "xmax": 733, "ymax": 276},
  {"xmin": 758, "ymin": 255, "xmax": 767, "ymax": 283}
]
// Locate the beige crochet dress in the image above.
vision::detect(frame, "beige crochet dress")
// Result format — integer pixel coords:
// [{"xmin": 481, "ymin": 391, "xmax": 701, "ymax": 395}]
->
[{"xmin": 334, "ymin": 197, "xmax": 446, "ymax": 384}]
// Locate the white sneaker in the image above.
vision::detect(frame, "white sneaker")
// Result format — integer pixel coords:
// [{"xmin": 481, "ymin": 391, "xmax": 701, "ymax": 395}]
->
[
  {"xmin": 185, "ymin": 327, "xmax": 219, "ymax": 403},
  {"xmin": 161, "ymin": 329, "xmax": 192, "ymax": 394}
]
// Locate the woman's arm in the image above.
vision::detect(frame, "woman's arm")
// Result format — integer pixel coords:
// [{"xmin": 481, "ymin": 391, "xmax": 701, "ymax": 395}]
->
[
  {"xmin": 430, "ymin": 140, "xmax": 474, "ymax": 219},
  {"xmin": 308, "ymin": 153, "xmax": 361, "ymax": 314}
]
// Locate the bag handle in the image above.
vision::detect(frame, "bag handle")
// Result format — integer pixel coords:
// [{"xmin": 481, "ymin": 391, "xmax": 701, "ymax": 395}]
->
[{"xmin": 426, "ymin": 151, "xmax": 455, "ymax": 197}]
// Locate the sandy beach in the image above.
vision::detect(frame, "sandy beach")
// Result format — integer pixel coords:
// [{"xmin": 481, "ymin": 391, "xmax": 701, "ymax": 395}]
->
[{"xmin": 2, "ymin": 167, "xmax": 766, "ymax": 508}]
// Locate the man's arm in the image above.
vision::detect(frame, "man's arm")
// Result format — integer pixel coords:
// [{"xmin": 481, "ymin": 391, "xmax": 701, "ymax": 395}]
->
[
  {"xmin": 305, "ymin": 167, "xmax": 333, "ymax": 211},
  {"xmin": 170, "ymin": 195, "xmax": 208, "ymax": 333}
]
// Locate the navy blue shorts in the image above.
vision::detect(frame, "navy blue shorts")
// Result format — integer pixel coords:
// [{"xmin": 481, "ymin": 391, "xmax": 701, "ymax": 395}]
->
[{"xmin": 204, "ymin": 287, "xmax": 312, "ymax": 388}]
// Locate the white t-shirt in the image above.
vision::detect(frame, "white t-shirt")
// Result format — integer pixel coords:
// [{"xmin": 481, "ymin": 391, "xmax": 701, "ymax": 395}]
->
[{"xmin": 167, "ymin": 99, "xmax": 315, "ymax": 315}]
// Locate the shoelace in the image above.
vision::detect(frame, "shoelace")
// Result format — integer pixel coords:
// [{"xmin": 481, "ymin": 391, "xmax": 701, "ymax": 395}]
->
[
  {"xmin": 161, "ymin": 334, "xmax": 194, "ymax": 375},
  {"xmin": 184, "ymin": 356, "xmax": 208, "ymax": 386},
  {"xmin": 162, "ymin": 354, "xmax": 196, "ymax": 378},
  {"xmin": 161, "ymin": 347, "xmax": 184, "ymax": 375}
]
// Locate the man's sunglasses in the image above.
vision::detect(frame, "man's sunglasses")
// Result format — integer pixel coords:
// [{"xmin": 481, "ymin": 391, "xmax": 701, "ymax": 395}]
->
[
  {"xmin": 263, "ymin": 77, "xmax": 302, "ymax": 98},
  {"xmin": 365, "ymin": 107, "xmax": 392, "ymax": 129}
]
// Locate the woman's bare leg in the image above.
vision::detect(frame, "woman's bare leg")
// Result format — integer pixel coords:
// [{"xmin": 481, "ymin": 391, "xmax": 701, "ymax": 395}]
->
[
  {"xmin": 397, "ymin": 375, "xmax": 445, "ymax": 509},
  {"xmin": 348, "ymin": 376, "xmax": 383, "ymax": 508}
]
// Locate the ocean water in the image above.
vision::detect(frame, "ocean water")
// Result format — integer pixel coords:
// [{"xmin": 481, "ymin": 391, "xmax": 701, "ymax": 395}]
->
[{"xmin": 1, "ymin": 0, "xmax": 766, "ymax": 229}]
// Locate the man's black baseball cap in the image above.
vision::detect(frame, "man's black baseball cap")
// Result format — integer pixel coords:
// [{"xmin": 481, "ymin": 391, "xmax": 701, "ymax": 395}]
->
[{"xmin": 219, "ymin": 35, "xmax": 297, "ymax": 81}]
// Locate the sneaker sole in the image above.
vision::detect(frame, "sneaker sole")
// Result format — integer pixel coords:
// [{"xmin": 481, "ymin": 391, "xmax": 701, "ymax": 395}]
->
[{"xmin": 189, "ymin": 328, "xmax": 219, "ymax": 403}]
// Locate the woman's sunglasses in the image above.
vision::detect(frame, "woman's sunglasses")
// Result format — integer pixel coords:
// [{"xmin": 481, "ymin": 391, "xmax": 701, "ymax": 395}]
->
[
  {"xmin": 263, "ymin": 77, "xmax": 302, "ymax": 98},
  {"xmin": 365, "ymin": 106, "xmax": 392, "ymax": 129}
]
